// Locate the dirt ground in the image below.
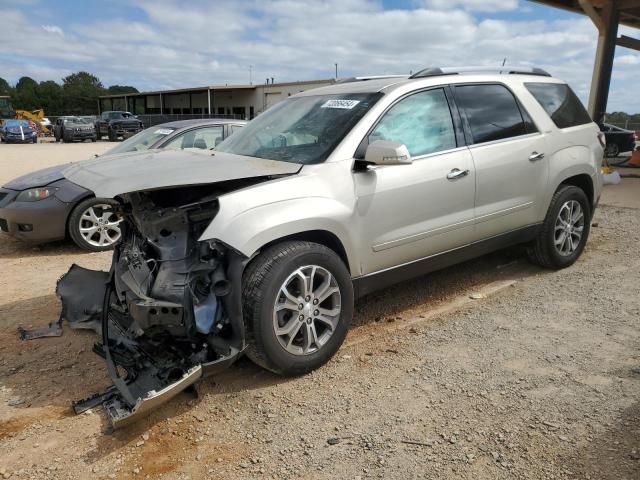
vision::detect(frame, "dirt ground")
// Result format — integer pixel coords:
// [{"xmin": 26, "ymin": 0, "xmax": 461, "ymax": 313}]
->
[{"xmin": 0, "ymin": 143, "xmax": 639, "ymax": 480}]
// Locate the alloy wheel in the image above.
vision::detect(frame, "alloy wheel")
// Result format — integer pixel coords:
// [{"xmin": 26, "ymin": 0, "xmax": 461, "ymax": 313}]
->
[
  {"xmin": 78, "ymin": 204, "xmax": 122, "ymax": 247},
  {"xmin": 554, "ymin": 200, "xmax": 584, "ymax": 256},
  {"xmin": 272, "ymin": 265, "xmax": 342, "ymax": 356}
]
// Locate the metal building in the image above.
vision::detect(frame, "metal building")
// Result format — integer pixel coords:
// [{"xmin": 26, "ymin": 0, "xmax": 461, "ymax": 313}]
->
[{"xmin": 98, "ymin": 79, "xmax": 334, "ymax": 120}]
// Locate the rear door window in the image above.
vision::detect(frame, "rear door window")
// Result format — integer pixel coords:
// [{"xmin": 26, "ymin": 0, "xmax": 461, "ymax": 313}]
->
[
  {"xmin": 525, "ymin": 83, "xmax": 592, "ymax": 129},
  {"xmin": 454, "ymin": 84, "xmax": 532, "ymax": 144}
]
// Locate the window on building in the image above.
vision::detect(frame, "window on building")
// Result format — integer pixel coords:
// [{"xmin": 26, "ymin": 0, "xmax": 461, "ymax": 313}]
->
[
  {"xmin": 455, "ymin": 84, "xmax": 533, "ymax": 144},
  {"xmin": 525, "ymin": 82, "xmax": 592, "ymax": 129},
  {"xmin": 368, "ymin": 88, "xmax": 457, "ymax": 157}
]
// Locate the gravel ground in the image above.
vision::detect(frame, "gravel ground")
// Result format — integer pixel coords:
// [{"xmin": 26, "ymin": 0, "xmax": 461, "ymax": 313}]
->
[{"xmin": 0, "ymin": 143, "xmax": 638, "ymax": 479}]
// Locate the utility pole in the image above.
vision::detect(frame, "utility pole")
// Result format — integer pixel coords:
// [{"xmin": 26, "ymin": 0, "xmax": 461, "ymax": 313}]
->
[
  {"xmin": 335, "ymin": 63, "xmax": 338, "ymax": 79},
  {"xmin": 502, "ymin": 57, "xmax": 507, "ymax": 66},
  {"xmin": 249, "ymin": 65, "xmax": 253, "ymax": 85}
]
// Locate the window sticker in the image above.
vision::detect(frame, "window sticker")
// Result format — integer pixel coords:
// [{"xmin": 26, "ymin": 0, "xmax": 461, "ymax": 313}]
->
[
  {"xmin": 154, "ymin": 128, "xmax": 174, "ymax": 135},
  {"xmin": 321, "ymin": 99, "xmax": 361, "ymax": 109}
]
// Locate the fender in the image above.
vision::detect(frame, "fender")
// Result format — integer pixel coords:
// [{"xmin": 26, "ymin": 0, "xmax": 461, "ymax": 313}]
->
[
  {"xmin": 201, "ymin": 195, "xmax": 361, "ymax": 275},
  {"xmin": 542, "ymin": 144, "xmax": 600, "ymax": 218}
]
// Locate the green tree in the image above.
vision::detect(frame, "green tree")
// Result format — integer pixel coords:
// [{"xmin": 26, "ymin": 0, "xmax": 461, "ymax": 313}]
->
[
  {"xmin": 13, "ymin": 76, "xmax": 39, "ymax": 110},
  {"xmin": 0, "ymin": 77, "xmax": 12, "ymax": 96},
  {"xmin": 37, "ymin": 80, "xmax": 64, "ymax": 116},
  {"xmin": 107, "ymin": 85, "xmax": 139, "ymax": 94},
  {"xmin": 62, "ymin": 71, "xmax": 105, "ymax": 114}
]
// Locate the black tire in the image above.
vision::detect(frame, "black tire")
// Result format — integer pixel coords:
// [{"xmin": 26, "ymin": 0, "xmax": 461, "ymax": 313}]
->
[
  {"xmin": 95, "ymin": 126, "xmax": 101, "ymax": 140},
  {"xmin": 108, "ymin": 127, "xmax": 117, "ymax": 142},
  {"xmin": 68, "ymin": 197, "xmax": 122, "ymax": 252},
  {"xmin": 242, "ymin": 241, "xmax": 354, "ymax": 376},
  {"xmin": 91, "ymin": 136, "xmax": 97, "ymax": 142},
  {"xmin": 605, "ymin": 143, "xmax": 619, "ymax": 158},
  {"xmin": 527, "ymin": 185, "xmax": 591, "ymax": 270}
]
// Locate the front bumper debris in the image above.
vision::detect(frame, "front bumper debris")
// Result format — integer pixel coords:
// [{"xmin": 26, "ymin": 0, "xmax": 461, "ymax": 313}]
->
[{"xmin": 26, "ymin": 184, "xmax": 253, "ymax": 429}]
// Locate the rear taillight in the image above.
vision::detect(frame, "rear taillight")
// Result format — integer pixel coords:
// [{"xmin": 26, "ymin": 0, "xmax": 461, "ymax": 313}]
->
[{"xmin": 597, "ymin": 131, "xmax": 606, "ymax": 148}]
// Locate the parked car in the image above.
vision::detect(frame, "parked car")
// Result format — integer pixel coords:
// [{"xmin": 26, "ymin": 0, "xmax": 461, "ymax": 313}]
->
[
  {"xmin": 599, "ymin": 123, "xmax": 637, "ymax": 157},
  {"xmin": 0, "ymin": 119, "xmax": 38, "ymax": 143},
  {"xmin": 95, "ymin": 111, "xmax": 144, "ymax": 141},
  {"xmin": 0, "ymin": 119, "xmax": 246, "ymax": 251},
  {"xmin": 53, "ymin": 116, "xmax": 97, "ymax": 143},
  {"xmin": 59, "ymin": 67, "xmax": 603, "ymax": 426}
]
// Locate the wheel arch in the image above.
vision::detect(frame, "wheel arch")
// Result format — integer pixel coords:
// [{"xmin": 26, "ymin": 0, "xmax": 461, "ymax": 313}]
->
[
  {"xmin": 559, "ymin": 173, "xmax": 594, "ymax": 210},
  {"xmin": 257, "ymin": 230, "xmax": 352, "ymax": 274}
]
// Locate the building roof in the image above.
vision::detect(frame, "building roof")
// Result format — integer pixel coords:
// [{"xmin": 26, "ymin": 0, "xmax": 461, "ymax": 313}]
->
[
  {"xmin": 529, "ymin": 0, "xmax": 640, "ymax": 30},
  {"xmin": 99, "ymin": 79, "xmax": 335, "ymax": 99}
]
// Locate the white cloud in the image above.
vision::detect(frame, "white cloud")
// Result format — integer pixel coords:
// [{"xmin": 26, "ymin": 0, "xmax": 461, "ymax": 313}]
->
[
  {"xmin": 423, "ymin": 0, "xmax": 519, "ymax": 12},
  {"xmin": 41, "ymin": 24, "xmax": 64, "ymax": 36},
  {"xmin": 616, "ymin": 54, "xmax": 640, "ymax": 65},
  {"xmin": 0, "ymin": 1, "xmax": 638, "ymax": 112}
]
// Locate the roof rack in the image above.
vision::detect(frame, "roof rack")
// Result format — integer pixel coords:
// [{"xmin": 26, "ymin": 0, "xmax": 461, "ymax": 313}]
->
[
  {"xmin": 336, "ymin": 75, "xmax": 408, "ymax": 84},
  {"xmin": 409, "ymin": 66, "xmax": 551, "ymax": 79}
]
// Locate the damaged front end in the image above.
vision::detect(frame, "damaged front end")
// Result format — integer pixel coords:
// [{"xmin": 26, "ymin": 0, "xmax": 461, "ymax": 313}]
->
[{"xmin": 67, "ymin": 183, "xmax": 251, "ymax": 428}]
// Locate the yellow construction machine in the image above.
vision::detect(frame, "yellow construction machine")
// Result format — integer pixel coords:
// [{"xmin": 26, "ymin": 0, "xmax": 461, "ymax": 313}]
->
[{"xmin": 15, "ymin": 109, "xmax": 52, "ymax": 136}]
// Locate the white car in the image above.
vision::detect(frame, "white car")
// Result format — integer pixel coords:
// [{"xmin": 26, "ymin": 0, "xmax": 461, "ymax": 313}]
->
[{"xmin": 60, "ymin": 66, "xmax": 603, "ymax": 426}]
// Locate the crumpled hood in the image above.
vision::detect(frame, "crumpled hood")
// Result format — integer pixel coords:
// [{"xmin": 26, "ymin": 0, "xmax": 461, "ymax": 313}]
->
[
  {"xmin": 4, "ymin": 163, "xmax": 69, "ymax": 190},
  {"xmin": 64, "ymin": 149, "xmax": 302, "ymax": 198}
]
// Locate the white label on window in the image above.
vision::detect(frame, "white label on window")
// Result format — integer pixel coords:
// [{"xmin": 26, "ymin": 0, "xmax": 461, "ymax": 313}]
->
[
  {"xmin": 154, "ymin": 128, "xmax": 173, "ymax": 135},
  {"xmin": 321, "ymin": 99, "xmax": 360, "ymax": 109}
]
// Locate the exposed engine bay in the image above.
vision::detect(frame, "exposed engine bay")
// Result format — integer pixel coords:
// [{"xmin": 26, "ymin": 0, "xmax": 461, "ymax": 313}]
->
[{"xmin": 56, "ymin": 180, "xmax": 268, "ymax": 428}]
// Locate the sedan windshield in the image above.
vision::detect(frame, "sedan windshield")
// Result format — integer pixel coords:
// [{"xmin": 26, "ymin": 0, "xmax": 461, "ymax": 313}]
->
[
  {"xmin": 105, "ymin": 126, "xmax": 176, "ymax": 155},
  {"xmin": 4, "ymin": 120, "xmax": 29, "ymax": 128},
  {"xmin": 216, "ymin": 93, "xmax": 383, "ymax": 164}
]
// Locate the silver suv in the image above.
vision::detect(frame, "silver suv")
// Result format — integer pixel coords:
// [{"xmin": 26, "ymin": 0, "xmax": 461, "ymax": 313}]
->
[{"xmin": 63, "ymin": 67, "xmax": 603, "ymax": 426}]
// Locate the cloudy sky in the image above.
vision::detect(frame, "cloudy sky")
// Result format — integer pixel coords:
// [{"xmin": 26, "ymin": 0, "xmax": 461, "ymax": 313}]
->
[{"xmin": 1, "ymin": 0, "xmax": 638, "ymax": 112}]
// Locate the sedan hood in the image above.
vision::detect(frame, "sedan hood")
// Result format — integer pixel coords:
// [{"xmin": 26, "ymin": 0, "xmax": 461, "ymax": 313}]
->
[
  {"xmin": 64, "ymin": 149, "xmax": 302, "ymax": 198},
  {"xmin": 6, "ymin": 126, "xmax": 35, "ymax": 134},
  {"xmin": 4, "ymin": 163, "xmax": 69, "ymax": 190}
]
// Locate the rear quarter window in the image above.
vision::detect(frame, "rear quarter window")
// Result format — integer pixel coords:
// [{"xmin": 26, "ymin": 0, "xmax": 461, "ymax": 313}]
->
[{"xmin": 525, "ymin": 83, "xmax": 592, "ymax": 129}]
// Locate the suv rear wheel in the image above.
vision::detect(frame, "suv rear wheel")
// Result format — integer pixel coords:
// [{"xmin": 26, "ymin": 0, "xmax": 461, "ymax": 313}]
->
[
  {"xmin": 528, "ymin": 185, "xmax": 591, "ymax": 269},
  {"xmin": 242, "ymin": 241, "xmax": 354, "ymax": 376}
]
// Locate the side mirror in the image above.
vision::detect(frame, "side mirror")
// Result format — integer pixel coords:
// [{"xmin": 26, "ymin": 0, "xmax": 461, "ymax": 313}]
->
[{"xmin": 364, "ymin": 140, "xmax": 412, "ymax": 165}]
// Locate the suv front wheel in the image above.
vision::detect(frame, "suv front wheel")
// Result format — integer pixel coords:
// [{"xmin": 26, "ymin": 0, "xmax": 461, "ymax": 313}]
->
[
  {"xmin": 242, "ymin": 241, "xmax": 354, "ymax": 376},
  {"xmin": 528, "ymin": 185, "xmax": 591, "ymax": 269}
]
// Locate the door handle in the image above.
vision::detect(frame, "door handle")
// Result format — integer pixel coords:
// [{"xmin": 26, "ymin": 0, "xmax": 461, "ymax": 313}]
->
[
  {"xmin": 529, "ymin": 151, "xmax": 545, "ymax": 161},
  {"xmin": 446, "ymin": 168, "xmax": 469, "ymax": 180}
]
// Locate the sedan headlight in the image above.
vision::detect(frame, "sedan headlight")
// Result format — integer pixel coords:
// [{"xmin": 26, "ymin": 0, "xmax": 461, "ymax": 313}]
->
[{"xmin": 16, "ymin": 187, "xmax": 59, "ymax": 202}]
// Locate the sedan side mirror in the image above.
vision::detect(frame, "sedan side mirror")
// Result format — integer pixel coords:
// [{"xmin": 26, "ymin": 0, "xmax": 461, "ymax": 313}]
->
[{"xmin": 364, "ymin": 140, "xmax": 412, "ymax": 165}]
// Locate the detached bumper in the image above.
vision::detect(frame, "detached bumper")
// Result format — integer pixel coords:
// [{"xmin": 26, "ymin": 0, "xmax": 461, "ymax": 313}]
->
[
  {"xmin": 0, "ymin": 188, "xmax": 70, "ymax": 242},
  {"xmin": 59, "ymin": 258, "xmax": 245, "ymax": 429}
]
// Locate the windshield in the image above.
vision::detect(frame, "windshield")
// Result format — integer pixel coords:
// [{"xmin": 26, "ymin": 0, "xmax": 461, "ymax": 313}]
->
[
  {"xmin": 105, "ymin": 126, "xmax": 176, "ymax": 155},
  {"xmin": 110, "ymin": 112, "xmax": 134, "ymax": 119},
  {"xmin": 216, "ymin": 93, "xmax": 383, "ymax": 164},
  {"xmin": 63, "ymin": 117, "xmax": 89, "ymax": 125},
  {"xmin": 4, "ymin": 120, "xmax": 29, "ymax": 128}
]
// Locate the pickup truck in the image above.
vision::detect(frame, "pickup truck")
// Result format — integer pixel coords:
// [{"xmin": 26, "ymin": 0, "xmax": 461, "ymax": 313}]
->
[{"xmin": 95, "ymin": 111, "xmax": 144, "ymax": 141}]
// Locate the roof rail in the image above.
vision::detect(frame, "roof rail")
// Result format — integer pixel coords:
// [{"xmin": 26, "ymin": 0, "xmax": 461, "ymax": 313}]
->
[
  {"xmin": 409, "ymin": 66, "xmax": 551, "ymax": 79},
  {"xmin": 336, "ymin": 75, "xmax": 408, "ymax": 84}
]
